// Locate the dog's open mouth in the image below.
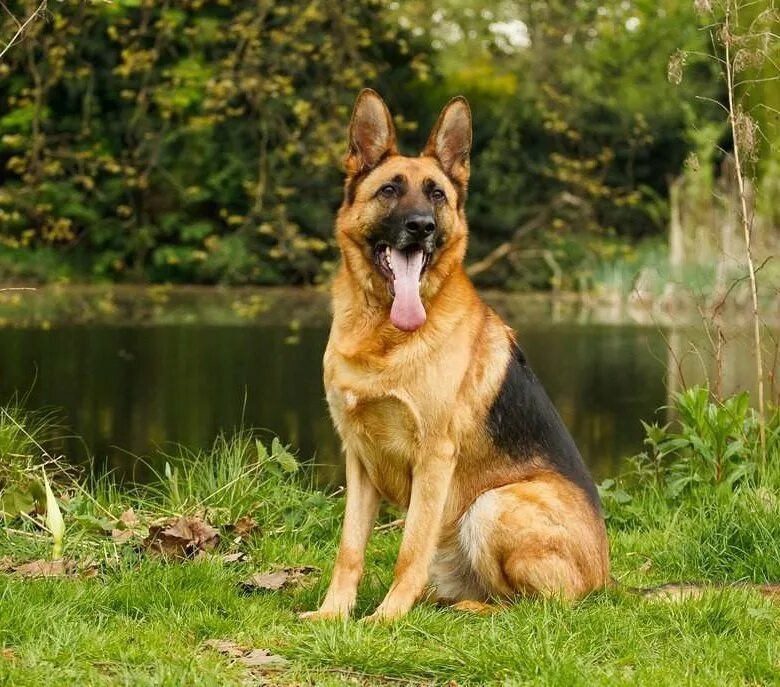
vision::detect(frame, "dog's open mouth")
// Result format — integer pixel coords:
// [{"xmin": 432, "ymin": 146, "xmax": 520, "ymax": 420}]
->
[{"xmin": 374, "ymin": 243, "xmax": 431, "ymax": 332}]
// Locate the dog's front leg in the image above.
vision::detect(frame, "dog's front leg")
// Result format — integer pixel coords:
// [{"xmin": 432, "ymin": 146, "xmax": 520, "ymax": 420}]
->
[
  {"xmin": 365, "ymin": 440, "xmax": 456, "ymax": 622},
  {"xmin": 300, "ymin": 448, "xmax": 380, "ymax": 620}
]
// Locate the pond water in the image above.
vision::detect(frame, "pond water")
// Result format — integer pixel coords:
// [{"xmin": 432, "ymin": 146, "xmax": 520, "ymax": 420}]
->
[{"xmin": 0, "ymin": 288, "xmax": 768, "ymax": 485}]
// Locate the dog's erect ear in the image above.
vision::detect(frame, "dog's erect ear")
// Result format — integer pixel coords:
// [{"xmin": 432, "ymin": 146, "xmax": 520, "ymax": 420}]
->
[
  {"xmin": 422, "ymin": 96, "xmax": 472, "ymax": 188},
  {"xmin": 345, "ymin": 89, "xmax": 398, "ymax": 177}
]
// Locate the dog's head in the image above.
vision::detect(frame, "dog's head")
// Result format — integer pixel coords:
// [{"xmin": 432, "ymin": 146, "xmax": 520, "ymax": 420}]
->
[{"xmin": 335, "ymin": 89, "xmax": 472, "ymax": 332}]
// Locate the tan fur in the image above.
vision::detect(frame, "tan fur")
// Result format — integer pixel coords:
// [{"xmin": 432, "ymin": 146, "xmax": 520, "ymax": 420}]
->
[{"xmin": 300, "ymin": 91, "xmax": 610, "ymax": 623}]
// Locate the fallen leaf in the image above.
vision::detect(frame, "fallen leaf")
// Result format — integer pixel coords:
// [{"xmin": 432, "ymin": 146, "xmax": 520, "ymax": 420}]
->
[
  {"xmin": 143, "ymin": 515, "xmax": 220, "ymax": 559},
  {"xmin": 240, "ymin": 566, "xmax": 319, "ymax": 593},
  {"xmin": 231, "ymin": 515, "xmax": 257, "ymax": 537},
  {"xmin": 13, "ymin": 559, "xmax": 70, "ymax": 577},
  {"xmin": 241, "ymin": 648, "xmax": 289, "ymax": 669},
  {"xmin": 80, "ymin": 560, "xmax": 100, "ymax": 578},
  {"xmin": 243, "ymin": 570, "xmax": 288, "ymax": 591},
  {"xmin": 639, "ymin": 558, "xmax": 653, "ymax": 573},
  {"xmin": 221, "ymin": 551, "xmax": 247, "ymax": 564},
  {"xmin": 203, "ymin": 639, "xmax": 288, "ymax": 671},
  {"xmin": 110, "ymin": 508, "xmax": 142, "ymax": 543},
  {"xmin": 110, "ymin": 528, "xmax": 135, "ymax": 543},
  {"xmin": 203, "ymin": 639, "xmax": 245, "ymax": 658},
  {"xmin": 5, "ymin": 558, "xmax": 96, "ymax": 578},
  {"xmin": 118, "ymin": 508, "xmax": 139, "ymax": 528},
  {"xmin": 1, "ymin": 647, "xmax": 14, "ymax": 661}
]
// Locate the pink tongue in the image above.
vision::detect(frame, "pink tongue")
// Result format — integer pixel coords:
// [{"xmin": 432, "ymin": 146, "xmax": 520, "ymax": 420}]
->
[{"xmin": 390, "ymin": 247, "xmax": 426, "ymax": 332}]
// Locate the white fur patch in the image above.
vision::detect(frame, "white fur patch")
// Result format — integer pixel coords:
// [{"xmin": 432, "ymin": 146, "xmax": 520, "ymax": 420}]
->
[
  {"xmin": 343, "ymin": 390, "xmax": 358, "ymax": 410},
  {"xmin": 458, "ymin": 489, "xmax": 499, "ymax": 570},
  {"xmin": 430, "ymin": 490, "xmax": 501, "ymax": 602}
]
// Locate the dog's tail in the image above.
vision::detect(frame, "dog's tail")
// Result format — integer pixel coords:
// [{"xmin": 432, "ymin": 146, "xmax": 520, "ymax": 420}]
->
[{"xmin": 622, "ymin": 581, "xmax": 780, "ymax": 602}]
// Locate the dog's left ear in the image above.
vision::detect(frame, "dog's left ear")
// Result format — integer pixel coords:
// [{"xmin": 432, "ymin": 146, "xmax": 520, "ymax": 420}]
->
[{"xmin": 422, "ymin": 96, "xmax": 472, "ymax": 188}]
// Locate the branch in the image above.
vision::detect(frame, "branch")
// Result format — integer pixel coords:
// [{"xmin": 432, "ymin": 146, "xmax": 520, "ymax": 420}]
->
[
  {"xmin": 0, "ymin": 0, "xmax": 46, "ymax": 62},
  {"xmin": 466, "ymin": 192, "xmax": 586, "ymax": 279}
]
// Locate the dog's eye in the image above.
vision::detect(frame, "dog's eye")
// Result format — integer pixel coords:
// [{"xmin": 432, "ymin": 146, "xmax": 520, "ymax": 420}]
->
[
  {"xmin": 431, "ymin": 188, "xmax": 446, "ymax": 202},
  {"xmin": 379, "ymin": 184, "xmax": 397, "ymax": 198}
]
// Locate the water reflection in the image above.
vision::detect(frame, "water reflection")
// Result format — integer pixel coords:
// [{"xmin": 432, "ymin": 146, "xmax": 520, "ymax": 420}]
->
[{"xmin": 0, "ymin": 294, "xmax": 773, "ymax": 485}]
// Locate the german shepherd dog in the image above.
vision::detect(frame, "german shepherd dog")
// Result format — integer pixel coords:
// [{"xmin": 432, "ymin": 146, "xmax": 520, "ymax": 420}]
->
[{"xmin": 301, "ymin": 90, "xmax": 610, "ymax": 622}]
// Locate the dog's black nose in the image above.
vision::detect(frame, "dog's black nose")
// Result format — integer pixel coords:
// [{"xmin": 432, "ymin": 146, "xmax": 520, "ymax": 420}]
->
[{"xmin": 404, "ymin": 214, "xmax": 435, "ymax": 236}]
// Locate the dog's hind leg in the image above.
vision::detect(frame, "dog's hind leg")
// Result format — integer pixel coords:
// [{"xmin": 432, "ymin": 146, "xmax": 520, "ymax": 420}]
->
[{"xmin": 454, "ymin": 473, "xmax": 610, "ymax": 601}]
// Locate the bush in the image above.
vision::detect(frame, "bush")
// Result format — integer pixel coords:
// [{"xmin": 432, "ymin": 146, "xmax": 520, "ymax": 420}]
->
[{"xmin": 599, "ymin": 387, "xmax": 779, "ymax": 528}]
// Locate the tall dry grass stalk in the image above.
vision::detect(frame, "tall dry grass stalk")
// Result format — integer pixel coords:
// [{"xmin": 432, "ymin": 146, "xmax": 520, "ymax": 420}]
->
[
  {"xmin": 722, "ymin": 5, "xmax": 766, "ymax": 460},
  {"xmin": 682, "ymin": 0, "xmax": 777, "ymax": 460}
]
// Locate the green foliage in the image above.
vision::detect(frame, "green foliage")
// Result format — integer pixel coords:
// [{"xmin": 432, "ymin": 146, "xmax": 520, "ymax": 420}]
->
[
  {"xmin": 636, "ymin": 387, "xmax": 768, "ymax": 493},
  {"xmin": 0, "ymin": 405, "xmax": 55, "ymax": 520},
  {"xmin": 600, "ymin": 387, "xmax": 779, "ymax": 525},
  {"xmin": 400, "ymin": 0, "xmax": 722, "ymax": 287},
  {"xmin": 0, "ymin": 1, "xmax": 730, "ymax": 288},
  {"xmin": 141, "ymin": 431, "xmax": 321, "ymax": 528},
  {"xmin": 0, "ymin": 0, "xmax": 429, "ymax": 284}
]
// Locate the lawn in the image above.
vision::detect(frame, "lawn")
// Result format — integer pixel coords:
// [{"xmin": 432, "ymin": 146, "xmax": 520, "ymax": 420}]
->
[{"xmin": 1, "ymin": 400, "xmax": 779, "ymax": 686}]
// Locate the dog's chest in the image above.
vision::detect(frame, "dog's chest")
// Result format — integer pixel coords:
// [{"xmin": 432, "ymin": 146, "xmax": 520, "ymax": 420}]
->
[
  {"xmin": 325, "ymin": 362, "xmax": 456, "ymax": 506},
  {"xmin": 325, "ymin": 384, "xmax": 417, "ymax": 505}
]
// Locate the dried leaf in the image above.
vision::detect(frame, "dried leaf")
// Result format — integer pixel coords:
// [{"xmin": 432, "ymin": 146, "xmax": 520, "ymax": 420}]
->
[
  {"xmin": 203, "ymin": 639, "xmax": 288, "ymax": 671},
  {"xmin": 221, "ymin": 551, "xmax": 247, "ymax": 564},
  {"xmin": 241, "ymin": 648, "xmax": 289, "ymax": 669},
  {"xmin": 231, "ymin": 515, "xmax": 257, "ymax": 537},
  {"xmin": 243, "ymin": 570, "xmax": 288, "ymax": 590},
  {"xmin": 639, "ymin": 558, "xmax": 653, "ymax": 573},
  {"xmin": 1, "ymin": 647, "xmax": 14, "ymax": 661},
  {"xmin": 143, "ymin": 515, "xmax": 220, "ymax": 559},
  {"xmin": 240, "ymin": 565, "xmax": 319, "ymax": 593},
  {"xmin": 203, "ymin": 639, "xmax": 245, "ymax": 658},
  {"xmin": 118, "ymin": 508, "xmax": 139, "ymax": 528},
  {"xmin": 6, "ymin": 558, "xmax": 97, "ymax": 578},
  {"xmin": 111, "ymin": 528, "xmax": 135, "ymax": 543},
  {"xmin": 13, "ymin": 559, "xmax": 70, "ymax": 577}
]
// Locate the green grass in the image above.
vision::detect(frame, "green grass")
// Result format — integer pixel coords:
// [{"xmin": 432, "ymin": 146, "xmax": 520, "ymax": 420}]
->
[{"xmin": 1, "ymin": 410, "xmax": 780, "ymax": 686}]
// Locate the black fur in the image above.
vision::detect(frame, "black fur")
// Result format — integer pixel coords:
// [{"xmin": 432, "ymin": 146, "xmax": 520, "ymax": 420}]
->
[{"xmin": 487, "ymin": 342, "xmax": 601, "ymax": 512}]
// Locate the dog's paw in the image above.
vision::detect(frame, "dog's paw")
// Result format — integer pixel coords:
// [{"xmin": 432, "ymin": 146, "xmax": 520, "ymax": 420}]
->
[
  {"xmin": 359, "ymin": 605, "xmax": 406, "ymax": 624},
  {"xmin": 358, "ymin": 611, "xmax": 387, "ymax": 624}
]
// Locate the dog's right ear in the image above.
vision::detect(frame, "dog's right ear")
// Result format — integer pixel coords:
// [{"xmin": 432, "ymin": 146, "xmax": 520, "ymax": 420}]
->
[{"xmin": 345, "ymin": 89, "xmax": 397, "ymax": 177}]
